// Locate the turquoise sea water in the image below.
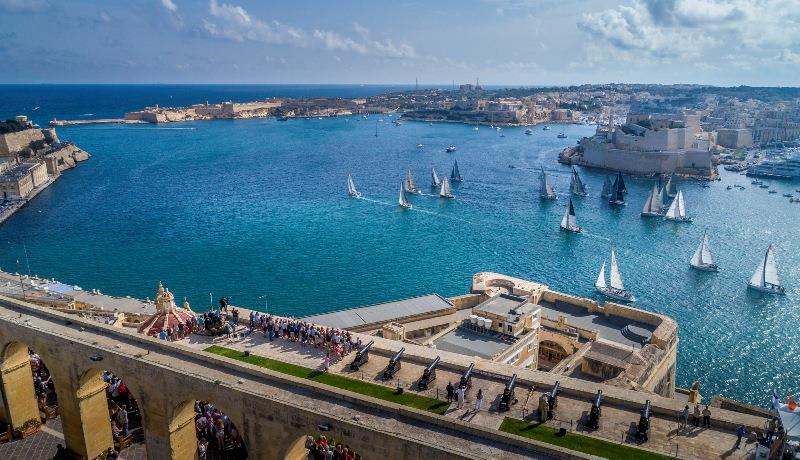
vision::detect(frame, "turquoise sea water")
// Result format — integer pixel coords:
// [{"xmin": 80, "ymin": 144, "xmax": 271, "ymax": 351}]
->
[{"xmin": 0, "ymin": 85, "xmax": 798, "ymax": 406}]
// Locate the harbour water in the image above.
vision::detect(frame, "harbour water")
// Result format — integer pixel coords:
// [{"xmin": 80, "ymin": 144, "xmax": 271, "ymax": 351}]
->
[{"xmin": 0, "ymin": 85, "xmax": 798, "ymax": 406}]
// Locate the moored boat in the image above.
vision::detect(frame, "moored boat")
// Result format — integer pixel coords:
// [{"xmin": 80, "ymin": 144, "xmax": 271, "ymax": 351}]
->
[
  {"xmin": 446, "ymin": 145, "xmax": 457, "ymax": 153},
  {"xmin": 747, "ymin": 245, "xmax": 785, "ymax": 294}
]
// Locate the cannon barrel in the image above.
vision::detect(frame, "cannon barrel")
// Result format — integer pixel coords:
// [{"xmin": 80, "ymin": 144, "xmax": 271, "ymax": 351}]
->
[
  {"xmin": 636, "ymin": 399, "xmax": 652, "ymax": 441},
  {"xmin": 587, "ymin": 390, "xmax": 603, "ymax": 430},
  {"xmin": 593, "ymin": 389, "xmax": 603, "ymax": 409},
  {"xmin": 551, "ymin": 380, "xmax": 561, "ymax": 398},
  {"xmin": 382, "ymin": 347, "xmax": 405, "ymax": 379},
  {"xmin": 459, "ymin": 363, "xmax": 475, "ymax": 389},
  {"xmin": 498, "ymin": 373, "xmax": 518, "ymax": 412},
  {"xmin": 349, "ymin": 340, "xmax": 374, "ymax": 371},
  {"xmin": 417, "ymin": 356, "xmax": 440, "ymax": 390}
]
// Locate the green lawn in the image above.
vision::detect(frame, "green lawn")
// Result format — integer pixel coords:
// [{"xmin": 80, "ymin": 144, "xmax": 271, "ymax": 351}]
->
[
  {"xmin": 499, "ymin": 417, "xmax": 672, "ymax": 460},
  {"xmin": 204, "ymin": 345, "xmax": 450, "ymax": 415}
]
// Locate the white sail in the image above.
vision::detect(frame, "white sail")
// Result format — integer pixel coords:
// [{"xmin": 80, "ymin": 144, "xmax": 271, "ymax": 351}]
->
[
  {"xmin": 405, "ymin": 169, "xmax": 418, "ymax": 193},
  {"xmin": 399, "ymin": 183, "xmax": 411, "ymax": 208},
  {"xmin": 677, "ymin": 191, "xmax": 687, "ymax": 218},
  {"xmin": 440, "ymin": 177, "xmax": 453, "ymax": 198},
  {"xmin": 665, "ymin": 194, "xmax": 679, "ymax": 219},
  {"xmin": 701, "ymin": 233, "xmax": 714, "ymax": 266},
  {"xmin": 595, "ymin": 261, "xmax": 607, "ymax": 289},
  {"xmin": 347, "ymin": 175, "xmax": 360, "ymax": 197},
  {"xmin": 658, "ymin": 186, "xmax": 667, "ymax": 208},
  {"xmin": 665, "ymin": 174, "xmax": 675, "ymax": 197},
  {"xmin": 560, "ymin": 206, "xmax": 569, "ymax": 228},
  {"xmin": 609, "ymin": 247, "xmax": 625, "ymax": 290},
  {"xmin": 750, "ymin": 255, "xmax": 766, "ymax": 288},
  {"xmin": 540, "ymin": 168, "xmax": 555, "ymax": 198},
  {"xmin": 690, "ymin": 241, "xmax": 703, "ymax": 267},
  {"xmin": 764, "ymin": 245, "xmax": 780, "ymax": 286},
  {"xmin": 431, "ymin": 167, "xmax": 441, "ymax": 187}
]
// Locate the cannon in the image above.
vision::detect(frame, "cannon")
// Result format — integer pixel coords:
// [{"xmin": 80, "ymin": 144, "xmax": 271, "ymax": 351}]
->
[
  {"xmin": 547, "ymin": 381, "xmax": 561, "ymax": 419},
  {"xmin": 459, "ymin": 363, "xmax": 475, "ymax": 390},
  {"xmin": 382, "ymin": 347, "xmax": 405, "ymax": 380},
  {"xmin": 417, "ymin": 356, "xmax": 440, "ymax": 390},
  {"xmin": 636, "ymin": 399, "xmax": 652, "ymax": 441},
  {"xmin": 498, "ymin": 373, "xmax": 518, "ymax": 412},
  {"xmin": 349, "ymin": 340, "xmax": 374, "ymax": 371},
  {"xmin": 587, "ymin": 390, "xmax": 603, "ymax": 430}
]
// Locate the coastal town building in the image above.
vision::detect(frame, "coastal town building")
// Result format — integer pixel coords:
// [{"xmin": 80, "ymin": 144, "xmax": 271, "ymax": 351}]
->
[
  {"xmin": 716, "ymin": 128, "xmax": 754, "ymax": 149},
  {"xmin": 0, "ymin": 161, "xmax": 47, "ymax": 200}
]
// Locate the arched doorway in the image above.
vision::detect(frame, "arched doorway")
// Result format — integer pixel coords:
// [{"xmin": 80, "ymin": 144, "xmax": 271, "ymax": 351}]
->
[
  {"xmin": 169, "ymin": 399, "xmax": 247, "ymax": 460},
  {"xmin": 538, "ymin": 340, "xmax": 570, "ymax": 370}
]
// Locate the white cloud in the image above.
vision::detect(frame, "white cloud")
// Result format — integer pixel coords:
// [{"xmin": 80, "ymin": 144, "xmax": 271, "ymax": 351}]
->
[
  {"xmin": 204, "ymin": 0, "xmax": 308, "ymax": 45},
  {"xmin": 578, "ymin": 0, "xmax": 800, "ymax": 65},
  {"xmin": 202, "ymin": 1, "xmax": 416, "ymax": 59},
  {"xmin": 160, "ymin": 0, "xmax": 177, "ymax": 12}
]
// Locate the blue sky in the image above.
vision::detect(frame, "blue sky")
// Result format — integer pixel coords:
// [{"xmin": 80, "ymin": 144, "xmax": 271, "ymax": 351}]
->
[{"xmin": 1, "ymin": 0, "xmax": 799, "ymax": 86}]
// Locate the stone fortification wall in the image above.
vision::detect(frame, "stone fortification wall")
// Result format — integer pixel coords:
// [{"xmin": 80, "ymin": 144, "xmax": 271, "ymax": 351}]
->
[
  {"xmin": 0, "ymin": 129, "xmax": 46, "ymax": 156},
  {"xmin": 541, "ymin": 290, "xmax": 599, "ymax": 313},
  {"xmin": 44, "ymin": 144, "xmax": 90, "ymax": 173},
  {"xmin": 577, "ymin": 137, "xmax": 713, "ymax": 177},
  {"xmin": 603, "ymin": 302, "xmax": 677, "ymax": 350},
  {"xmin": 448, "ymin": 293, "xmax": 486, "ymax": 310}
]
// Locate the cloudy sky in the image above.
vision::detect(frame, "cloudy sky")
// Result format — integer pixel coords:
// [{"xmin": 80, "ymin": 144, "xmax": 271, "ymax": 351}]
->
[{"xmin": 1, "ymin": 0, "xmax": 799, "ymax": 86}]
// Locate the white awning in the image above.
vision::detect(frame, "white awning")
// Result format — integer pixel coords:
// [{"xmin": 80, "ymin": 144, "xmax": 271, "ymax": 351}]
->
[{"xmin": 777, "ymin": 404, "xmax": 800, "ymax": 441}]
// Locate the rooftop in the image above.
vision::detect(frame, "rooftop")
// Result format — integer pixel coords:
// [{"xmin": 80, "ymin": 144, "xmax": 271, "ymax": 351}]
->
[
  {"xmin": 474, "ymin": 293, "xmax": 527, "ymax": 316},
  {"xmin": 432, "ymin": 327, "xmax": 512, "ymax": 359},
  {"xmin": 302, "ymin": 293, "xmax": 453, "ymax": 330},
  {"xmin": 537, "ymin": 300, "xmax": 655, "ymax": 348}
]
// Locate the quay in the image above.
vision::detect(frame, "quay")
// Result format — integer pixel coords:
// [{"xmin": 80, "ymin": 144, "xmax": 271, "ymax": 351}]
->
[
  {"xmin": 0, "ymin": 271, "xmax": 781, "ymax": 460},
  {"xmin": 49, "ymin": 118, "xmax": 146, "ymax": 127}
]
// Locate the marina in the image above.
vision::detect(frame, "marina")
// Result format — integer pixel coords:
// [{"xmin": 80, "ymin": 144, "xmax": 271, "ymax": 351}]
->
[{"xmin": 0, "ymin": 109, "xmax": 797, "ymax": 407}]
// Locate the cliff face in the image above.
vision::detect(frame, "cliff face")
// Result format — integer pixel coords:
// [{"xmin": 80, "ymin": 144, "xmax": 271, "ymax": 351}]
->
[{"xmin": 44, "ymin": 144, "xmax": 90, "ymax": 172}]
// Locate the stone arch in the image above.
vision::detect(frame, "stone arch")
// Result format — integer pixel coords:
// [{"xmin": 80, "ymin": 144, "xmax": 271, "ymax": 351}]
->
[
  {"xmin": 168, "ymin": 398, "xmax": 248, "ymax": 460},
  {"xmin": 0, "ymin": 341, "xmax": 40, "ymax": 432},
  {"xmin": 283, "ymin": 435, "xmax": 311, "ymax": 460}
]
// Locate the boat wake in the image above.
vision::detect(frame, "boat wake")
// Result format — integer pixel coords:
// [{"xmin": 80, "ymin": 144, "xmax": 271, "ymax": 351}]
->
[
  {"xmin": 580, "ymin": 231, "xmax": 612, "ymax": 243},
  {"xmin": 358, "ymin": 197, "xmax": 394, "ymax": 207}
]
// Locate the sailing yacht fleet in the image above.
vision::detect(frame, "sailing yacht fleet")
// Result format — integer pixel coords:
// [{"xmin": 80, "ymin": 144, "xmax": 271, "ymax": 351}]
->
[{"xmin": 348, "ymin": 162, "xmax": 789, "ymax": 300}]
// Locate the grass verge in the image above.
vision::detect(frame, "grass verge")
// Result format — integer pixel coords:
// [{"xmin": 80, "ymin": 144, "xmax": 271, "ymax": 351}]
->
[
  {"xmin": 204, "ymin": 345, "xmax": 449, "ymax": 415},
  {"xmin": 499, "ymin": 417, "xmax": 671, "ymax": 460}
]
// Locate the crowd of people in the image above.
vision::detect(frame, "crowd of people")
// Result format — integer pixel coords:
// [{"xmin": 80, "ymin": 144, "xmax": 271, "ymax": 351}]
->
[
  {"xmin": 30, "ymin": 350, "xmax": 57, "ymax": 416},
  {"xmin": 303, "ymin": 435, "xmax": 362, "ymax": 460},
  {"xmin": 194, "ymin": 400, "xmax": 247, "ymax": 459},
  {"xmin": 103, "ymin": 371, "xmax": 143, "ymax": 450}
]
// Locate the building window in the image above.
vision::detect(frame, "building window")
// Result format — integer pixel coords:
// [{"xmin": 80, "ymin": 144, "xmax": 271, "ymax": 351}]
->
[{"xmin": 508, "ymin": 325, "xmax": 513, "ymax": 333}]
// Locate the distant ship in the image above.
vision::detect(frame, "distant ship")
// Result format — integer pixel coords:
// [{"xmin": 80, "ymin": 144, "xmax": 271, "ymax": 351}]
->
[
  {"xmin": 542, "ymin": 125, "xmax": 551, "ymax": 131},
  {"xmin": 439, "ymin": 177, "xmax": 455, "ymax": 199},
  {"xmin": 560, "ymin": 199, "xmax": 581, "ymax": 233},
  {"xmin": 557, "ymin": 132, "xmax": 567, "ymax": 139},
  {"xmin": 665, "ymin": 190, "xmax": 691, "ymax": 222},
  {"xmin": 525, "ymin": 129, "xmax": 533, "ymax": 135},
  {"xmin": 569, "ymin": 167, "xmax": 587, "ymax": 196},
  {"xmin": 347, "ymin": 175, "xmax": 362, "ymax": 198},
  {"xmin": 446, "ymin": 145, "xmax": 456, "ymax": 153},
  {"xmin": 431, "ymin": 167, "xmax": 441, "ymax": 188},
  {"xmin": 451, "ymin": 160, "xmax": 463, "ymax": 182},
  {"xmin": 399, "ymin": 183, "xmax": 412, "ymax": 209},
  {"xmin": 746, "ymin": 158, "xmax": 800, "ymax": 179},
  {"xmin": 690, "ymin": 230, "xmax": 718, "ymax": 272},
  {"xmin": 747, "ymin": 245, "xmax": 785, "ymax": 294},
  {"xmin": 641, "ymin": 183, "xmax": 664, "ymax": 217},
  {"xmin": 595, "ymin": 246, "xmax": 635, "ymax": 302},
  {"xmin": 539, "ymin": 167, "xmax": 557, "ymax": 200}
]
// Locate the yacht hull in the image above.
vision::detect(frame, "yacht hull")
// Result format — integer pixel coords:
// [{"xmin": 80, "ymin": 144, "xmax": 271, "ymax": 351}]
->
[
  {"xmin": 595, "ymin": 287, "xmax": 636, "ymax": 303},
  {"xmin": 747, "ymin": 283, "xmax": 785, "ymax": 295}
]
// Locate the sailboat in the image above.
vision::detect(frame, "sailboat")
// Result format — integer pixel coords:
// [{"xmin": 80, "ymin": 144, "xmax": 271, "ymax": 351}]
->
[
  {"xmin": 690, "ymin": 230, "xmax": 718, "ymax": 272},
  {"xmin": 641, "ymin": 183, "xmax": 664, "ymax": 217},
  {"xmin": 539, "ymin": 167, "xmax": 557, "ymax": 199},
  {"xmin": 557, "ymin": 132, "xmax": 567, "ymax": 139},
  {"xmin": 569, "ymin": 167, "xmax": 588, "ymax": 196},
  {"xmin": 747, "ymin": 245, "xmax": 785, "ymax": 294},
  {"xmin": 431, "ymin": 167, "xmax": 441, "ymax": 188},
  {"xmin": 347, "ymin": 175, "xmax": 362, "ymax": 198},
  {"xmin": 616, "ymin": 171, "xmax": 628, "ymax": 194},
  {"xmin": 560, "ymin": 199, "xmax": 581, "ymax": 233},
  {"xmin": 542, "ymin": 125, "xmax": 551, "ymax": 131},
  {"xmin": 398, "ymin": 183, "xmax": 413, "ymax": 209},
  {"xmin": 664, "ymin": 174, "xmax": 676, "ymax": 198},
  {"xmin": 404, "ymin": 169, "xmax": 420, "ymax": 194},
  {"xmin": 446, "ymin": 145, "xmax": 457, "ymax": 153},
  {"xmin": 451, "ymin": 160, "xmax": 463, "ymax": 182},
  {"xmin": 595, "ymin": 247, "xmax": 636, "ymax": 302},
  {"xmin": 439, "ymin": 177, "xmax": 455, "ymax": 199},
  {"xmin": 657, "ymin": 184, "xmax": 668, "ymax": 210},
  {"xmin": 601, "ymin": 176, "xmax": 613, "ymax": 198},
  {"xmin": 608, "ymin": 176, "xmax": 625, "ymax": 206},
  {"xmin": 665, "ymin": 190, "xmax": 691, "ymax": 222}
]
